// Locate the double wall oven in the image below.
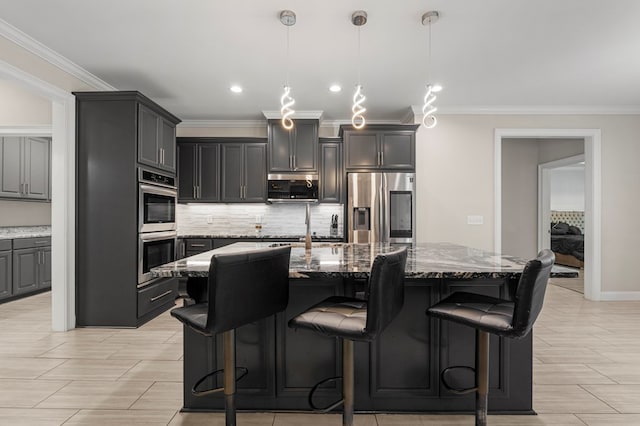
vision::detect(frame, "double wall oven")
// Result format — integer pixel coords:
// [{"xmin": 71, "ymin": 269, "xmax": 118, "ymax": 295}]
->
[{"xmin": 138, "ymin": 168, "xmax": 177, "ymax": 286}]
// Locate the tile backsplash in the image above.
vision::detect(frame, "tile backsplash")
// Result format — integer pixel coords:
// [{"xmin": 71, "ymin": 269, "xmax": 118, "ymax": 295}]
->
[{"xmin": 177, "ymin": 203, "xmax": 343, "ymax": 238}]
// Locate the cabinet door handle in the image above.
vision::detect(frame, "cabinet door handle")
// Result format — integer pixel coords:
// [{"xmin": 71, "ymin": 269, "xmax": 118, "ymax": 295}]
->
[
  {"xmin": 380, "ymin": 151, "xmax": 384, "ymax": 165},
  {"xmin": 198, "ymin": 186, "xmax": 201, "ymax": 198},
  {"xmin": 190, "ymin": 244, "xmax": 205, "ymax": 247},
  {"xmin": 150, "ymin": 290, "xmax": 173, "ymax": 302},
  {"xmin": 193, "ymin": 186, "xmax": 197, "ymax": 198},
  {"xmin": 25, "ymin": 183, "xmax": 29, "ymax": 194},
  {"xmin": 293, "ymin": 155, "xmax": 297, "ymax": 170}
]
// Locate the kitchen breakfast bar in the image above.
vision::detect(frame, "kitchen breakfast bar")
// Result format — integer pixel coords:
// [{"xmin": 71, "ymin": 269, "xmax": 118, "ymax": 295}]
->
[{"xmin": 151, "ymin": 242, "xmax": 576, "ymax": 414}]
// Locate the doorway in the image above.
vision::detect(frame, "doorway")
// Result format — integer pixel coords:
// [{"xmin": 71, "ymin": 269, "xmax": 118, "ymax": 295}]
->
[
  {"xmin": 0, "ymin": 59, "xmax": 76, "ymax": 331},
  {"xmin": 494, "ymin": 129, "xmax": 601, "ymax": 301}
]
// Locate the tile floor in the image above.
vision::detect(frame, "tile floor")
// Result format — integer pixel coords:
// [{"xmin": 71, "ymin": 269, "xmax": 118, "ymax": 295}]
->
[{"xmin": 1, "ymin": 281, "xmax": 639, "ymax": 425}]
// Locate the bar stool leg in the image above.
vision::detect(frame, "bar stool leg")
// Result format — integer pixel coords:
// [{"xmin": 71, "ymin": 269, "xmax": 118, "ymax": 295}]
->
[
  {"xmin": 475, "ymin": 330, "xmax": 489, "ymax": 426},
  {"xmin": 223, "ymin": 329, "xmax": 236, "ymax": 426},
  {"xmin": 342, "ymin": 339, "xmax": 354, "ymax": 426}
]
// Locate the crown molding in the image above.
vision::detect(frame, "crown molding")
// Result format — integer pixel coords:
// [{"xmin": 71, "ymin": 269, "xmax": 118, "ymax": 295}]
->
[
  {"xmin": 0, "ymin": 18, "xmax": 116, "ymax": 91},
  {"xmin": 179, "ymin": 119, "xmax": 266, "ymax": 128},
  {"xmin": 410, "ymin": 104, "xmax": 640, "ymax": 115},
  {"xmin": 262, "ymin": 110, "xmax": 324, "ymax": 120},
  {"xmin": 0, "ymin": 125, "xmax": 52, "ymax": 136}
]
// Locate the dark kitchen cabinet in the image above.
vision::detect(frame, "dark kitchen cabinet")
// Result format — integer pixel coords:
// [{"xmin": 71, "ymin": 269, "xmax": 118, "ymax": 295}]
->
[
  {"xmin": 177, "ymin": 142, "xmax": 220, "ymax": 202},
  {"xmin": 0, "ymin": 241, "xmax": 11, "ymax": 300},
  {"xmin": 138, "ymin": 104, "xmax": 177, "ymax": 173},
  {"xmin": 268, "ymin": 119, "xmax": 318, "ymax": 172},
  {"xmin": 340, "ymin": 124, "xmax": 418, "ymax": 171},
  {"xmin": 0, "ymin": 136, "xmax": 50, "ymax": 200},
  {"xmin": 12, "ymin": 237, "xmax": 51, "ymax": 296},
  {"xmin": 75, "ymin": 91, "xmax": 181, "ymax": 327},
  {"xmin": 319, "ymin": 138, "xmax": 343, "ymax": 204},
  {"xmin": 221, "ymin": 143, "xmax": 266, "ymax": 202}
]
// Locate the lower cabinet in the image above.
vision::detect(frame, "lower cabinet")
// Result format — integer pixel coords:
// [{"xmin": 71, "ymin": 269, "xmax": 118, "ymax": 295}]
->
[
  {"xmin": 137, "ymin": 278, "xmax": 178, "ymax": 319},
  {"xmin": 11, "ymin": 237, "xmax": 51, "ymax": 297},
  {"xmin": 0, "ymin": 243, "xmax": 12, "ymax": 300}
]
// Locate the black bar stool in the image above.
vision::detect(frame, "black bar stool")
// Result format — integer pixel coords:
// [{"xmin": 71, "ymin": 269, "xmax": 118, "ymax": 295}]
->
[
  {"xmin": 171, "ymin": 246, "xmax": 291, "ymax": 426},
  {"xmin": 288, "ymin": 247, "xmax": 408, "ymax": 426},
  {"xmin": 426, "ymin": 249, "xmax": 555, "ymax": 426}
]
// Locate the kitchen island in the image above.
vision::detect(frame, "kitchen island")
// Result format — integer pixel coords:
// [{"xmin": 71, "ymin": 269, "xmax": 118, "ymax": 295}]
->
[{"xmin": 151, "ymin": 242, "xmax": 576, "ymax": 413}]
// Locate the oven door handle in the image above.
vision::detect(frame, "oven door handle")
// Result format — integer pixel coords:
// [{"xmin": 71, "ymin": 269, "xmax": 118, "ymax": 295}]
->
[
  {"xmin": 139, "ymin": 183, "xmax": 177, "ymax": 197},
  {"xmin": 139, "ymin": 231, "xmax": 178, "ymax": 242}
]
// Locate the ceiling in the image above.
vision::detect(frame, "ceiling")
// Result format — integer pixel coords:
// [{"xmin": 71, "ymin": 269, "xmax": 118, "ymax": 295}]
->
[{"xmin": 1, "ymin": 0, "xmax": 640, "ymax": 123}]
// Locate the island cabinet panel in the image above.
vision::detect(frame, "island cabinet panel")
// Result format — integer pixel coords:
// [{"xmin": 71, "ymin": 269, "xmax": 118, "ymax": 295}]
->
[
  {"xmin": 177, "ymin": 273, "xmax": 533, "ymax": 412},
  {"xmin": 366, "ymin": 280, "xmax": 440, "ymax": 410},
  {"xmin": 276, "ymin": 278, "xmax": 344, "ymax": 407}
]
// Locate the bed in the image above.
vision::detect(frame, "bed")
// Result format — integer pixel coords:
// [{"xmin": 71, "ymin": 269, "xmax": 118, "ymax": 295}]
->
[{"xmin": 550, "ymin": 210, "xmax": 584, "ymax": 268}]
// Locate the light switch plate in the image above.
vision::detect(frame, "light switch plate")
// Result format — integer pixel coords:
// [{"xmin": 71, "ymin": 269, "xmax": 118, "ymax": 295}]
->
[{"xmin": 467, "ymin": 215, "xmax": 483, "ymax": 225}]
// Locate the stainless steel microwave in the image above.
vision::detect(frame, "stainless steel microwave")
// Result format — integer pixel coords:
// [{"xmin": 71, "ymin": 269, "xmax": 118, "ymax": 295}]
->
[{"xmin": 267, "ymin": 174, "xmax": 319, "ymax": 202}]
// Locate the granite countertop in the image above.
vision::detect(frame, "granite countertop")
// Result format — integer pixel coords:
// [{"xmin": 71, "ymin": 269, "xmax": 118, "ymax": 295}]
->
[
  {"xmin": 0, "ymin": 225, "xmax": 52, "ymax": 240},
  {"xmin": 151, "ymin": 241, "xmax": 578, "ymax": 280}
]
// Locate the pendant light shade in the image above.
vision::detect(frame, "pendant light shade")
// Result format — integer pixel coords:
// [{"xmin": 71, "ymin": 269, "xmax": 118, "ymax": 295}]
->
[
  {"xmin": 351, "ymin": 11, "xmax": 367, "ymax": 129},
  {"xmin": 280, "ymin": 10, "xmax": 296, "ymax": 130},
  {"xmin": 422, "ymin": 11, "xmax": 441, "ymax": 129}
]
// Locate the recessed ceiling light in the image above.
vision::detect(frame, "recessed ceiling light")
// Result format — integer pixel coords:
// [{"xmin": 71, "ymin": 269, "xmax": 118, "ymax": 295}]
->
[
  {"xmin": 230, "ymin": 85, "xmax": 243, "ymax": 93},
  {"xmin": 329, "ymin": 85, "xmax": 342, "ymax": 93},
  {"xmin": 431, "ymin": 84, "xmax": 443, "ymax": 93}
]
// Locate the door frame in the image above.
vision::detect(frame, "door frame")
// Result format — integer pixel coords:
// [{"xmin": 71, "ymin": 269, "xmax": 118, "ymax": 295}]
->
[
  {"xmin": 494, "ymin": 129, "xmax": 601, "ymax": 301},
  {"xmin": 538, "ymin": 154, "xmax": 585, "ymax": 252},
  {"xmin": 0, "ymin": 58, "xmax": 76, "ymax": 330}
]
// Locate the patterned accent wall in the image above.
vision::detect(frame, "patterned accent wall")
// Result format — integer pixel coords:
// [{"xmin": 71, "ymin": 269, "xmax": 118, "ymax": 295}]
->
[
  {"xmin": 550, "ymin": 210, "xmax": 584, "ymax": 232},
  {"xmin": 177, "ymin": 203, "xmax": 344, "ymax": 238}
]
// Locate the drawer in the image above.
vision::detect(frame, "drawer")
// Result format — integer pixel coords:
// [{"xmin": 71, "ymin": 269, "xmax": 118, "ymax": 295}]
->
[
  {"xmin": 13, "ymin": 237, "xmax": 51, "ymax": 250},
  {"xmin": 138, "ymin": 278, "xmax": 178, "ymax": 318},
  {"xmin": 0, "ymin": 240, "xmax": 11, "ymax": 251},
  {"xmin": 185, "ymin": 239, "xmax": 213, "ymax": 252}
]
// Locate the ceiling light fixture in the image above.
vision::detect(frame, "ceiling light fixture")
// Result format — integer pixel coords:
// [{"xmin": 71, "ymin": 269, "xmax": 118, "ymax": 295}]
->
[
  {"xmin": 329, "ymin": 85, "xmax": 342, "ymax": 93},
  {"xmin": 230, "ymin": 85, "xmax": 243, "ymax": 93},
  {"xmin": 351, "ymin": 10, "xmax": 367, "ymax": 130},
  {"xmin": 422, "ymin": 10, "xmax": 441, "ymax": 129},
  {"xmin": 280, "ymin": 10, "xmax": 296, "ymax": 130}
]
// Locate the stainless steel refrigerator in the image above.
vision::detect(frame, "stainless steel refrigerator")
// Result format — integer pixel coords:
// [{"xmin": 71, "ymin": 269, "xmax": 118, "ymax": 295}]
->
[{"xmin": 347, "ymin": 172, "xmax": 416, "ymax": 244}]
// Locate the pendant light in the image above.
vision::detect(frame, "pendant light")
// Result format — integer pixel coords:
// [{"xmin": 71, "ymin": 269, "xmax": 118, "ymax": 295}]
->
[
  {"xmin": 351, "ymin": 10, "xmax": 367, "ymax": 129},
  {"xmin": 421, "ymin": 11, "xmax": 442, "ymax": 129},
  {"xmin": 280, "ymin": 10, "xmax": 296, "ymax": 130}
]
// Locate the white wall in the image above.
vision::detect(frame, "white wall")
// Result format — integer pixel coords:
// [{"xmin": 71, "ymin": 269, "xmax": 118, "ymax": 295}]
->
[
  {"xmin": 550, "ymin": 166, "xmax": 585, "ymax": 211},
  {"xmin": 413, "ymin": 114, "xmax": 640, "ymax": 293}
]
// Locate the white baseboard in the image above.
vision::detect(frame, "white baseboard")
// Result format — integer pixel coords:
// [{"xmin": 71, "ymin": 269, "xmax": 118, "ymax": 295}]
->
[{"xmin": 598, "ymin": 291, "xmax": 640, "ymax": 301}]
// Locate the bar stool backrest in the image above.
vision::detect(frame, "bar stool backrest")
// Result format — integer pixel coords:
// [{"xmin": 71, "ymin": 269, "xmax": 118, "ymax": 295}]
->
[
  {"xmin": 511, "ymin": 249, "xmax": 555, "ymax": 338},
  {"xmin": 364, "ymin": 247, "xmax": 408, "ymax": 340},
  {"xmin": 206, "ymin": 246, "xmax": 291, "ymax": 335}
]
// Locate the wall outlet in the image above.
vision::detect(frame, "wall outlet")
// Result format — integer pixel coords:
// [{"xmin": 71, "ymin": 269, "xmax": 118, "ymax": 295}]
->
[
  {"xmin": 206, "ymin": 215, "xmax": 214, "ymax": 224},
  {"xmin": 467, "ymin": 215, "xmax": 483, "ymax": 225}
]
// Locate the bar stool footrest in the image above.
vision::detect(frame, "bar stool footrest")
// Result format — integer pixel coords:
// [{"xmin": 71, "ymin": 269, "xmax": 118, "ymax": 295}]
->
[
  {"xmin": 441, "ymin": 365, "xmax": 478, "ymax": 395},
  {"xmin": 192, "ymin": 367, "xmax": 249, "ymax": 397},
  {"xmin": 308, "ymin": 376, "xmax": 344, "ymax": 412}
]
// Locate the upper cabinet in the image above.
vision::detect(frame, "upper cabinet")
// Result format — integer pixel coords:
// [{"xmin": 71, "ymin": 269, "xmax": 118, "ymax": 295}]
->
[
  {"xmin": 138, "ymin": 104, "xmax": 177, "ymax": 173},
  {"xmin": 221, "ymin": 143, "xmax": 267, "ymax": 202},
  {"xmin": 0, "ymin": 136, "xmax": 50, "ymax": 201},
  {"xmin": 340, "ymin": 124, "xmax": 418, "ymax": 171},
  {"xmin": 177, "ymin": 141, "xmax": 220, "ymax": 203},
  {"xmin": 319, "ymin": 138, "xmax": 343, "ymax": 204},
  {"xmin": 177, "ymin": 138, "xmax": 267, "ymax": 203},
  {"xmin": 268, "ymin": 119, "xmax": 318, "ymax": 173}
]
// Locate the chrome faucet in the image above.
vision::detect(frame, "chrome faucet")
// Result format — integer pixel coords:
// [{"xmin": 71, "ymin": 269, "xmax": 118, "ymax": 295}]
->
[{"xmin": 305, "ymin": 203, "xmax": 312, "ymax": 250}]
